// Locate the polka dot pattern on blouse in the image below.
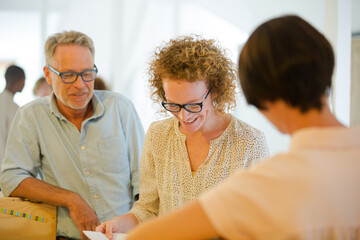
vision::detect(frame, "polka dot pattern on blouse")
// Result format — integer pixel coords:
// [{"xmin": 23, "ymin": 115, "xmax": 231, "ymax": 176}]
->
[{"xmin": 130, "ymin": 115, "xmax": 270, "ymax": 222}]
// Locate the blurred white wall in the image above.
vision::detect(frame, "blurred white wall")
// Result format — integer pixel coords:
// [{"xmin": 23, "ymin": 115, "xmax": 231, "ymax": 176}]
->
[{"xmin": 0, "ymin": 0, "xmax": 356, "ymax": 155}]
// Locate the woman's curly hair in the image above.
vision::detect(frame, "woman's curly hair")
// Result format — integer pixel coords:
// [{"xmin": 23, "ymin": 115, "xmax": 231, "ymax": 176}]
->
[{"xmin": 148, "ymin": 35, "xmax": 238, "ymax": 114}]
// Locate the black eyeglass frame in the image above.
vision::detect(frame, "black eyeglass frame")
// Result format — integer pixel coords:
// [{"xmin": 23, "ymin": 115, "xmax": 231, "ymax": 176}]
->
[
  {"xmin": 47, "ymin": 65, "xmax": 98, "ymax": 84},
  {"xmin": 161, "ymin": 89, "xmax": 212, "ymax": 113}
]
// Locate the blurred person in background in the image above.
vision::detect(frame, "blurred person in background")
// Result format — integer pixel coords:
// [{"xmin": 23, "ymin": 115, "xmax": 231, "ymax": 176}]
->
[
  {"xmin": 0, "ymin": 65, "xmax": 25, "ymax": 163},
  {"xmin": 33, "ymin": 77, "xmax": 52, "ymax": 97},
  {"xmin": 94, "ymin": 76, "xmax": 109, "ymax": 90}
]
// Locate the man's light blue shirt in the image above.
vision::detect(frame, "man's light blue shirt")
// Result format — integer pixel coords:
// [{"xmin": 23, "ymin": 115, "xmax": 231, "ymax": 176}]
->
[{"xmin": 0, "ymin": 90, "xmax": 145, "ymax": 239}]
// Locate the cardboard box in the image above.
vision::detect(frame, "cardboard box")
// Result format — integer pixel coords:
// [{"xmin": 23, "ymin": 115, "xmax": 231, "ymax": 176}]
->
[{"xmin": 0, "ymin": 197, "xmax": 57, "ymax": 240}]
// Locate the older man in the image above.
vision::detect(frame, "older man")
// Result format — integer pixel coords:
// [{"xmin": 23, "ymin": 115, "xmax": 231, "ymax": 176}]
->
[{"xmin": 0, "ymin": 31, "xmax": 145, "ymax": 240}]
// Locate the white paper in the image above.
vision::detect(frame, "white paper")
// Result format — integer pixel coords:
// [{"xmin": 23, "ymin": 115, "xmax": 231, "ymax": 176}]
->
[{"xmin": 83, "ymin": 230, "xmax": 127, "ymax": 240}]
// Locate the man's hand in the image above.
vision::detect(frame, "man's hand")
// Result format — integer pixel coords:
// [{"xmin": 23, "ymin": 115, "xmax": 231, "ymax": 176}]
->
[
  {"xmin": 96, "ymin": 213, "xmax": 138, "ymax": 240},
  {"xmin": 68, "ymin": 195, "xmax": 100, "ymax": 240}
]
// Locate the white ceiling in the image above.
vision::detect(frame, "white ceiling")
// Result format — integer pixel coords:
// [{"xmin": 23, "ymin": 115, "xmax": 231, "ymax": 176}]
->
[{"xmin": 0, "ymin": 0, "xmax": 359, "ymax": 34}]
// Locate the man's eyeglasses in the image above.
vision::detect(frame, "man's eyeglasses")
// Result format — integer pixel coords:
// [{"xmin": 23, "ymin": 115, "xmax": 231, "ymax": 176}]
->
[
  {"xmin": 47, "ymin": 65, "xmax": 98, "ymax": 84},
  {"xmin": 162, "ymin": 89, "xmax": 211, "ymax": 113}
]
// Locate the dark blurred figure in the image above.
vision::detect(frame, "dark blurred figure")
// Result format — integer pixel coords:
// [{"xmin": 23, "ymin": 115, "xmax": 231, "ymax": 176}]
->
[
  {"xmin": 0, "ymin": 65, "xmax": 26, "ymax": 162},
  {"xmin": 94, "ymin": 76, "xmax": 109, "ymax": 90}
]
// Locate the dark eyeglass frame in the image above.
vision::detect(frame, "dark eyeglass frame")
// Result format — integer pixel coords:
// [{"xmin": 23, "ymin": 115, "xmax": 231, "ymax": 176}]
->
[
  {"xmin": 47, "ymin": 65, "xmax": 98, "ymax": 84},
  {"xmin": 161, "ymin": 89, "xmax": 211, "ymax": 113}
]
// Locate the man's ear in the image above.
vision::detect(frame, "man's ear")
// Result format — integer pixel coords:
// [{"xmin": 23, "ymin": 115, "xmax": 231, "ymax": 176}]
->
[{"xmin": 43, "ymin": 65, "xmax": 52, "ymax": 85}]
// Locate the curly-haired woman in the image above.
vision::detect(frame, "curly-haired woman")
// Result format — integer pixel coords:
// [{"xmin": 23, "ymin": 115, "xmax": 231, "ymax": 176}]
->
[{"xmin": 96, "ymin": 35, "xmax": 269, "ymax": 237}]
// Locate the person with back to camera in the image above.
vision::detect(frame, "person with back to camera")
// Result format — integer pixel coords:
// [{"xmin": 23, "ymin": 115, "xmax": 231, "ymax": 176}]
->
[
  {"xmin": 33, "ymin": 76, "xmax": 52, "ymax": 97},
  {"xmin": 0, "ymin": 30, "xmax": 145, "ymax": 240},
  {"xmin": 96, "ymin": 35, "xmax": 270, "ymax": 238},
  {"xmin": 122, "ymin": 15, "xmax": 360, "ymax": 240},
  {"xmin": 0, "ymin": 65, "xmax": 25, "ymax": 162}
]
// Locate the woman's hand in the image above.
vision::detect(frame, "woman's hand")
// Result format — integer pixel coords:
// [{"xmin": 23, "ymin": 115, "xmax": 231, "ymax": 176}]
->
[{"xmin": 96, "ymin": 213, "xmax": 139, "ymax": 240}]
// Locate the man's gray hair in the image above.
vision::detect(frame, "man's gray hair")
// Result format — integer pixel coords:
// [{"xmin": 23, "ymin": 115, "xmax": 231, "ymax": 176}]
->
[{"xmin": 44, "ymin": 30, "xmax": 95, "ymax": 64}]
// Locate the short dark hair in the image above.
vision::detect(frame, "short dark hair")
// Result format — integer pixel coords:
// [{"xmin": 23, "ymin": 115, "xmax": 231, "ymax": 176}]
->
[
  {"xmin": 5, "ymin": 65, "xmax": 25, "ymax": 85},
  {"xmin": 238, "ymin": 15, "xmax": 334, "ymax": 113}
]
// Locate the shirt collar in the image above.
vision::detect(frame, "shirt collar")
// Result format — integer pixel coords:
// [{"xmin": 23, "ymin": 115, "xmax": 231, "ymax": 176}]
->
[{"xmin": 91, "ymin": 91, "xmax": 105, "ymax": 119}]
